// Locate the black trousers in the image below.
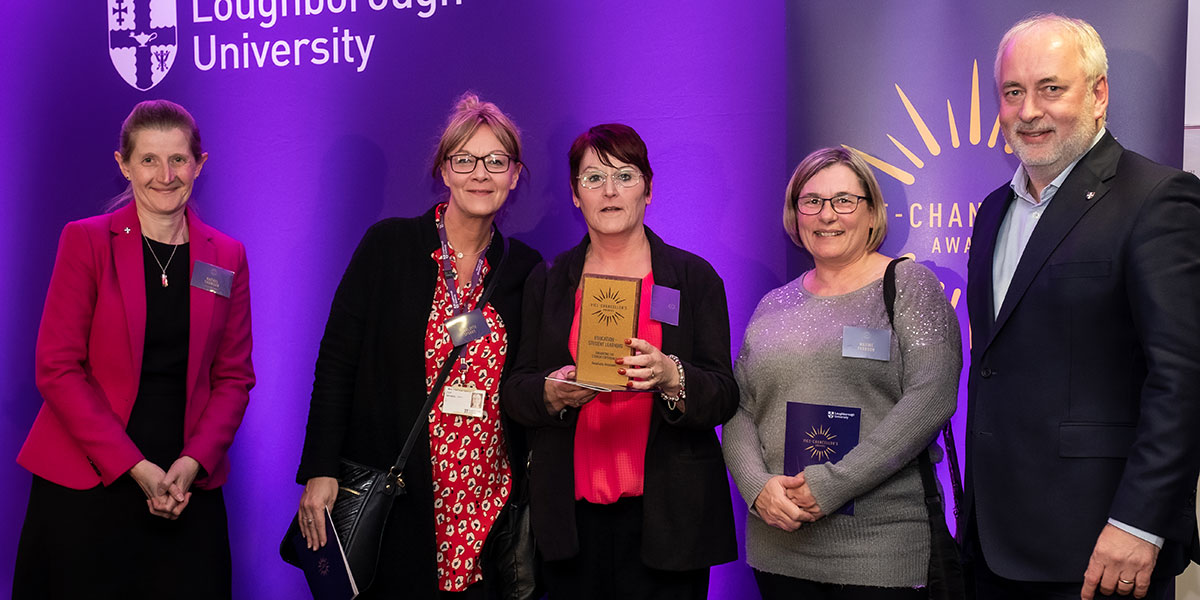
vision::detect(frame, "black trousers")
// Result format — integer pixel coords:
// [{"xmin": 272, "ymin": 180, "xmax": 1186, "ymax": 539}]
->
[
  {"xmin": 542, "ymin": 497, "xmax": 709, "ymax": 600},
  {"xmin": 12, "ymin": 474, "xmax": 231, "ymax": 600},
  {"xmin": 753, "ymin": 569, "xmax": 928, "ymax": 600}
]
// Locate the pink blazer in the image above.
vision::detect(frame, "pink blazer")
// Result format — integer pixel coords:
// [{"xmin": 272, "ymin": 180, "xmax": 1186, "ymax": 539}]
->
[{"xmin": 18, "ymin": 203, "xmax": 254, "ymax": 490}]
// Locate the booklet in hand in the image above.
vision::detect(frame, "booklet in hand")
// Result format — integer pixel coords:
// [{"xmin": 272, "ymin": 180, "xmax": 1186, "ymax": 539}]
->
[
  {"xmin": 282, "ymin": 506, "xmax": 359, "ymax": 599},
  {"xmin": 784, "ymin": 402, "xmax": 862, "ymax": 516}
]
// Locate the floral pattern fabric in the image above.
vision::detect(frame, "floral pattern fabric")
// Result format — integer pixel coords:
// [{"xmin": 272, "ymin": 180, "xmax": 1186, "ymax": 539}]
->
[{"xmin": 423, "ymin": 205, "xmax": 512, "ymax": 592}]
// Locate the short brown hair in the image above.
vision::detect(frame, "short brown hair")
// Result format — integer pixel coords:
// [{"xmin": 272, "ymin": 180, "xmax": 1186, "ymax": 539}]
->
[
  {"xmin": 783, "ymin": 147, "xmax": 888, "ymax": 252},
  {"xmin": 118, "ymin": 99, "xmax": 203, "ymax": 162},
  {"xmin": 567, "ymin": 124, "xmax": 653, "ymax": 196}
]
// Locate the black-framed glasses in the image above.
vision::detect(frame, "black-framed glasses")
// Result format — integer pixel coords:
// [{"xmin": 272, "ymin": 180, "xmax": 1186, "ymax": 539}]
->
[
  {"xmin": 445, "ymin": 152, "xmax": 515, "ymax": 174},
  {"xmin": 795, "ymin": 193, "xmax": 869, "ymax": 215},
  {"xmin": 577, "ymin": 168, "xmax": 644, "ymax": 189}
]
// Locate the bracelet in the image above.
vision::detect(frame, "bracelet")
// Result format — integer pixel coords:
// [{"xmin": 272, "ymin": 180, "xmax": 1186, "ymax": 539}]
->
[{"xmin": 660, "ymin": 354, "xmax": 686, "ymax": 410}]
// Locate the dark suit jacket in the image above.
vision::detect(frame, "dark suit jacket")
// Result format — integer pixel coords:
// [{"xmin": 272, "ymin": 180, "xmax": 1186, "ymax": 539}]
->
[
  {"xmin": 296, "ymin": 205, "xmax": 542, "ymax": 596},
  {"xmin": 501, "ymin": 227, "xmax": 738, "ymax": 571},
  {"xmin": 19, "ymin": 203, "xmax": 254, "ymax": 490},
  {"xmin": 965, "ymin": 131, "xmax": 1200, "ymax": 581}
]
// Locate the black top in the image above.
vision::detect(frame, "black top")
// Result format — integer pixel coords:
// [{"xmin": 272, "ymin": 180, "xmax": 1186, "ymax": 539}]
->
[
  {"xmin": 126, "ymin": 238, "xmax": 189, "ymax": 470},
  {"xmin": 501, "ymin": 227, "xmax": 739, "ymax": 569},
  {"xmin": 296, "ymin": 205, "xmax": 542, "ymax": 596}
]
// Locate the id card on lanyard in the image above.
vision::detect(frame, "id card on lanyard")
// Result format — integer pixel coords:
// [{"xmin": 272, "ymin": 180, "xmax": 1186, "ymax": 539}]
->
[{"xmin": 436, "ymin": 215, "xmax": 493, "ymax": 347}]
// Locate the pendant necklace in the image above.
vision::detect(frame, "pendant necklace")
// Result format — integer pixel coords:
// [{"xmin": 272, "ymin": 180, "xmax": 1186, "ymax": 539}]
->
[{"xmin": 143, "ymin": 235, "xmax": 179, "ymax": 288}]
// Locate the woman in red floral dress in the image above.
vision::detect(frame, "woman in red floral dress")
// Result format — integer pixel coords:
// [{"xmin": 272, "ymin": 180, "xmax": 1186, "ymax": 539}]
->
[{"xmin": 294, "ymin": 93, "xmax": 542, "ymax": 599}]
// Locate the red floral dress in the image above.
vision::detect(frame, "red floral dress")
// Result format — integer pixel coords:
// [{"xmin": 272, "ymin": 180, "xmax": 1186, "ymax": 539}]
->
[{"xmin": 423, "ymin": 207, "xmax": 512, "ymax": 592}]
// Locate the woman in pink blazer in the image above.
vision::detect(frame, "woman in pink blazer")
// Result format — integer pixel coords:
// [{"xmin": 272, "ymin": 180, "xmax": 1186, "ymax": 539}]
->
[{"xmin": 13, "ymin": 100, "xmax": 254, "ymax": 600}]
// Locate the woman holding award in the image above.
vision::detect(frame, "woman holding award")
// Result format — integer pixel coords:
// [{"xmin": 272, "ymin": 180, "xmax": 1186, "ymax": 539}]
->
[
  {"xmin": 294, "ymin": 93, "xmax": 542, "ymax": 598},
  {"xmin": 722, "ymin": 147, "xmax": 961, "ymax": 599},
  {"xmin": 502, "ymin": 123, "xmax": 738, "ymax": 599}
]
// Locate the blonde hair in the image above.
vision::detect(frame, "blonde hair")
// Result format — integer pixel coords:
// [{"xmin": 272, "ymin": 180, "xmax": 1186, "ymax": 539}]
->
[
  {"xmin": 782, "ymin": 147, "xmax": 887, "ymax": 252},
  {"xmin": 430, "ymin": 92, "xmax": 522, "ymax": 178}
]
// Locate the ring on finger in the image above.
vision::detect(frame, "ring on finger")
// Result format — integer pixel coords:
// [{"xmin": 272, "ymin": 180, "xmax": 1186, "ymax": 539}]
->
[{"xmin": 1119, "ymin": 579, "xmax": 1134, "ymax": 585}]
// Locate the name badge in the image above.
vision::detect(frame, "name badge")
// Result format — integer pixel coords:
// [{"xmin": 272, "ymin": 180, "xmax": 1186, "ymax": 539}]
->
[
  {"xmin": 442, "ymin": 385, "xmax": 485, "ymax": 418},
  {"xmin": 842, "ymin": 326, "xmax": 891, "ymax": 361},
  {"xmin": 650, "ymin": 285, "xmax": 681, "ymax": 326},
  {"xmin": 446, "ymin": 309, "xmax": 491, "ymax": 347},
  {"xmin": 190, "ymin": 261, "xmax": 234, "ymax": 298}
]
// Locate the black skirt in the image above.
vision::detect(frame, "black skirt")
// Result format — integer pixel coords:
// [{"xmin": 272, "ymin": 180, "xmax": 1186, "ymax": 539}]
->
[{"xmin": 12, "ymin": 474, "xmax": 231, "ymax": 599}]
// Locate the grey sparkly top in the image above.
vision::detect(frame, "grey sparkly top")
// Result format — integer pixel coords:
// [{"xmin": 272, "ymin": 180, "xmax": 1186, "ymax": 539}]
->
[{"xmin": 723, "ymin": 259, "xmax": 962, "ymax": 587}]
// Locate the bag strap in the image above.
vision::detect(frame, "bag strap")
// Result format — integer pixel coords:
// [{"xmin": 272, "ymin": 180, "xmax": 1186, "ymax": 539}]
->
[
  {"xmin": 883, "ymin": 257, "xmax": 964, "ymax": 521},
  {"xmin": 390, "ymin": 234, "xmax": 511, "ymax": 477}
]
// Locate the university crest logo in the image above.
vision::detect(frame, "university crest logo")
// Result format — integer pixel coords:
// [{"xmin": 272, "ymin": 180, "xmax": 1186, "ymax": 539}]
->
[{"xmin": 108, "ymin": 0, "xmax": 178, "ymax": 91}]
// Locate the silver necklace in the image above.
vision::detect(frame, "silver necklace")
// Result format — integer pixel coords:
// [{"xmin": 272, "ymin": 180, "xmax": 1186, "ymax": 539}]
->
[{"xmin": 143, "ymin": 235, "xmax": 179, "ymax": 288}]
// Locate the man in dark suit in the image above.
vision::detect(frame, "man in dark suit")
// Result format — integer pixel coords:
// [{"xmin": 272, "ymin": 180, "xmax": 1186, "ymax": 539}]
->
[{"xmin": 965, "ymin": 14, "xmax": 1200, "ymax": 600}]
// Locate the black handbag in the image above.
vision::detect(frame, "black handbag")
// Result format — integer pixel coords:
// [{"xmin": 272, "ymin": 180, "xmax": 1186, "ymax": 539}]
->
[
  {"xmin": 280, "ymin": 341, "xmax": 466, "ymax": 591},
  {"xmin": 283, "ymin": 236, "xmax": 511, "ymax": 594},
  {"xmin": 481, "ymin": 451, "xmax": 541, "ymax": 600},
  {"xmin": 884, "ymin": 257, "xmax": 968, "ymax": 600}
]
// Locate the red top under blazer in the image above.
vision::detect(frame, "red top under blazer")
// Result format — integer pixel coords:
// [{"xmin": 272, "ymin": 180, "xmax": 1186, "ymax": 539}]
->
[{"xmin": 18, "ymin": 202, "xmax": 254, "ymax": 490}]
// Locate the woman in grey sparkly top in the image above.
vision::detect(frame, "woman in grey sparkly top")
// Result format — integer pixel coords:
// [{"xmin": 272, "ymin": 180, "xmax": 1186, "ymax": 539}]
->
[{"xmin": 722, "ymin": 147, "xmax": 962, "ymax": 599}]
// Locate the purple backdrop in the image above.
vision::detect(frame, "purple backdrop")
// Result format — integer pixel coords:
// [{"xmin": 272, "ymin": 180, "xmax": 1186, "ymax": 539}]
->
[{"xmin": 0, "ymin": 1, "xmax": 1186, "ymax": 598}]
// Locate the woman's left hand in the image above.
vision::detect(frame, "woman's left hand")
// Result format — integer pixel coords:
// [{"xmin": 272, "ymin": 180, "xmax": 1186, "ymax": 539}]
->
[
  {"xmin": 784, "ymin": 480, "xmax": 825, "ymax": 520},
  {"xmin": 617, "ymin": 338, "xmax": 682, "ymax": 395},
  {"xmin": 159, "ymin": 456, "xmax": 201, "ymax": 517}
]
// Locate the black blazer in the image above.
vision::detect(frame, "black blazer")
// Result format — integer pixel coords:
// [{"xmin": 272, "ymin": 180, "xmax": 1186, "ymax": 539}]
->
[
  {"xmin": 296, "ymin": 205, "xmax": 542, "ymax": 594},
  {"xmin": 964, "ymin": 131, "xmax": 1200, "ymax": 581},
  {"xmin": 501, "ymin": 227, "xmax": 738, "ymax": 571}
]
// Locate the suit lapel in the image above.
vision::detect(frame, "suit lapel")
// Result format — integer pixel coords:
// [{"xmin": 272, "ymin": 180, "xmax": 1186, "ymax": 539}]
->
[
  {"xmin": 986, "ymin": 133, "xmax": 1122, "ymax": 350},
  {"xmin": 186, "ymin": 208, "xmax": 217, "ymax": 405},
  {"xmin": 111, "ymin": 204, "xmax": 146, "ymax": 375},
  {"xmin": 969, "ymin": 185, "xmax": 1015, "ymax": 349}
]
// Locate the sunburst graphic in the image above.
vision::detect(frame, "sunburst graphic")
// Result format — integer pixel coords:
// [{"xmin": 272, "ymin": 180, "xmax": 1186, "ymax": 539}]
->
[
  {"xmin": 804, "ymin": 425, "xmax": 839, "ymax": 461},
  {"xmin": 843, "ymin": 60, "xmax": 1011, "ymax": 186},
  {"xmin": 591, "ymin": 287, "xmax": 628, "ymax": 326}
]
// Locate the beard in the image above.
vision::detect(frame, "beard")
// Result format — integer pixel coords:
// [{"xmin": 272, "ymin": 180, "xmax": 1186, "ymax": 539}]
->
[{"xmin": 1006, "ymin": 95, "xmax": 1100, "ymax": 177}]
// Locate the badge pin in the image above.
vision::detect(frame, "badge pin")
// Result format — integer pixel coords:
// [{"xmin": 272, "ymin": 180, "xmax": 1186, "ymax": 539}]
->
[
  {"xmin": 1085, "ymin": 191, "xmax": 1096, "ymax": 200},
  {"xmin": 124, "ymin": 227, "xmax": 131, "ymax": 234}
]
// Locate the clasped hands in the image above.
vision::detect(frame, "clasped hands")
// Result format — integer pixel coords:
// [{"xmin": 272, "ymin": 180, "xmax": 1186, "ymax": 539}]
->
[
  {"xmin": 128, "ymin": 456, "xmax": 201, "ymax": 520},
  {"xmin": 754, "ymin": 473, "xmax": 824, "ymax": 531},
  {"xmin": 543, "ymin": 338, "xmax": 682, "ymax": 415}
]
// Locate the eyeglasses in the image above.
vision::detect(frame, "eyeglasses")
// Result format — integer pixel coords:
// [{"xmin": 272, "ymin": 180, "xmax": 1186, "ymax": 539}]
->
[
  {"xmin": 445, "ymin": 152, "xmax": 515, "ymax": 174},
  {"xmin": 795, "ymin": 193, "xmax": 869, "ymax": 215},
  {"xmin": 577, "ymin": 168, "xmax": 644, "ymax": 190}
]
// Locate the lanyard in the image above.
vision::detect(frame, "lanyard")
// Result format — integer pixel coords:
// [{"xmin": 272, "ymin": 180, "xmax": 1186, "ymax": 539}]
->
[{"xmin": 435, "ymin": 212, "xmax": 492, "ymax": 316}]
